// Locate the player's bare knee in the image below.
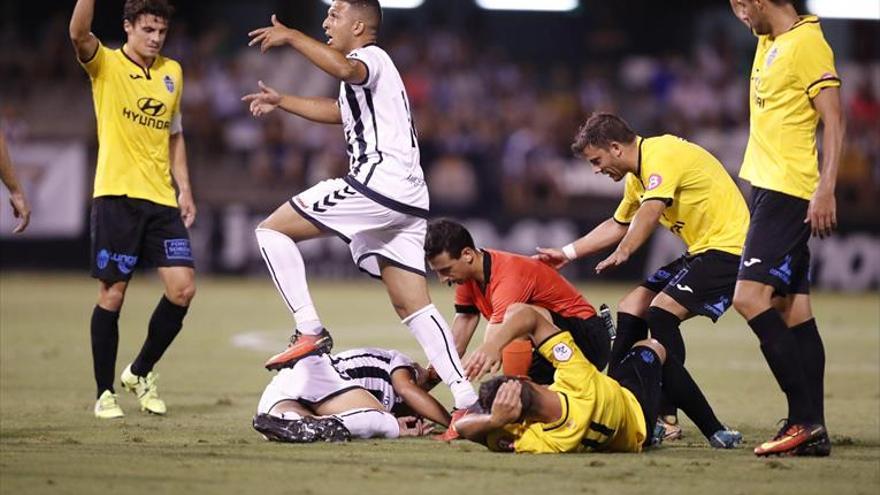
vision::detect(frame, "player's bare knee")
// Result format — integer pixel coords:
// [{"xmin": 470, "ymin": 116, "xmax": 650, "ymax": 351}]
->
[
  {"xmin": 634, "ymin": 338, "xmax": 666, "ymax": 364},
  {"xmin": 732, "ymin": 284, "xmax": 765, "ymax": 318},
  {"xmin": 618, "ymin": 291, "xmax": 649, "ymax": 319},
  {"xmin": 97, "ymin": 283, "xmax": 126, "ymax": 311}
]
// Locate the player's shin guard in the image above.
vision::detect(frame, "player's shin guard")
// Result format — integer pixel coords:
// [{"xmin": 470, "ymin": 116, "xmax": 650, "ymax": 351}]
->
[
  {"xmin": 403, "ymin": 304, "xmax": 478, "ymax": 409},
  {"xmin": 334, "ymin": 408, "xmax": 400, "ymax": 439},
  {"xmin": 791, "ymin": 318, "xmax": 826, "ymax": 425},
  {"xmin": 748, "ymin": 308, "xmax": 816, "ymax": 424},
  {"xmin": 91, "ymin": 305, "xmax": 120, "ymax": 397},
  {"xmin": 610, "ymin": 313, "xmax": 648, "ymax": 373},
  {"xmin": 131, "ymin": 296, "xmax": 188, "ymax": 376},
  {"xmin": 255, "ymin": 227, "xmax": 323, "ymax": 335}
]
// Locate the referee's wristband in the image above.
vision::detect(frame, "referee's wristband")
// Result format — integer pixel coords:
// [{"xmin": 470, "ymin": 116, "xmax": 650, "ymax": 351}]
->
[{"xmin": 562, "ymin": 243, "xmax": 578, "ymax": 261}]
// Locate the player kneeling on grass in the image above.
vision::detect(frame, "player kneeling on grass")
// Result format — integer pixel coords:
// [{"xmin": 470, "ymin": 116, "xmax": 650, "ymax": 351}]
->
[
  {"xmin": 456, "ymin": 307, "xmax": 665, "ymax": 454},
  {"xmin": 254, "ymin": 348, "xmax": 450, "ymax": 442}
]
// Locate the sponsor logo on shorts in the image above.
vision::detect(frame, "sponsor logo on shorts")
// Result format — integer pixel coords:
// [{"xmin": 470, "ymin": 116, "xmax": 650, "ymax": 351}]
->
[
  {"xmin": 164, "ymin": 238, "xmax": 193, "ymax": 260},
  {"xmin": 703, "ymin": 295, "xmax": 731, "ymax": 318},
  {"xmin": 770, "ymin": 255, "xmax": 793, "ymax": 285},
  {"xmin": 553, "ymin": 343, "xmax": 572, "ymax": 362},
  {"xmin": 640, "ymin": 350, "xmax": 655, "ymax": 364},
  {"xmin": 675, "ymin": 284, "xmax": 694, "ymax": 293},
  {"xmin": 743, "ymin": 257, "xmax": 762, "ymax": 267},
  {"xmin": 96, "ymin": 248, "xmax": 138, "ymax": 274},
  {"xmin": 647, "ymin": 269, "xmax": 672, "ymax": 284},
  {"xmin": 646, "ymin": 174, "xmax": 663, "ymax": 191}
]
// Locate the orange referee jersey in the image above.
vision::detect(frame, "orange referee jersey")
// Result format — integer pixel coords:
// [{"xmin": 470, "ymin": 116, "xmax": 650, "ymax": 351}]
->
[{"xmin": 454, "ymin": 249, "xmax": 596, "ymax": 324}]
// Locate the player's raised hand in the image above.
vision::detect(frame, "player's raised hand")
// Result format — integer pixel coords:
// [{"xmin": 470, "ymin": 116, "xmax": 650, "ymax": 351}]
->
[
  {"xmin": 248, "ymin": 14, "xmax": 294, "ymax": 53},
  {"xmin": 534, "ymin": 247, "xmax": 569, "ymax": 270},
  {"xmin": 805, "ymin": 188, "xmax": 837, "ymax": 239},
  {"xmin": 463, "ymin": 343, "xmax": 502, "ymax": 381},
  {"xmin": 489, "ymin": 380, "xmax": 522, "ymax": 425},
  {"xmin": 242, "ymin": 81, "xmax": 282, "ymax": 118},
  {"xmin": 595, "ymin": 249, "xmax": 628, "ymax": 274},
  {"xmin": 8, "ymin": 191, "xmax": 30, "ymax": 234}
]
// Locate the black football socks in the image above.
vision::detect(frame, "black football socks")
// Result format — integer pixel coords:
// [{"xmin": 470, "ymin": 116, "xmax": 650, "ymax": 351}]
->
[
  {"xmin": 131, "ymin": 296, "xmax": 189, "ymax": 377},
  {"xmin": 791, "ymin": 318, "xmax": 826, "ymax": 426},
  {"xmin": 609, "ymin": 313, "xmax": 649, "ymax": 373},
  {"xmin": 91, "ymin": 305, "xmax": 120, "ymax": 398}
]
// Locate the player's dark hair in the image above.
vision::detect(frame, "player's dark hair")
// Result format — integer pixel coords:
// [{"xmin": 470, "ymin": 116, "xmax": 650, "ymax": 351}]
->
[
  {"xmin": 123, "ymin": 0, "xmax": 175, "ymax": 23},
  {"xmin": 339, "ymin": 0, "xmax": 383, "ymax": 31},
  {"xmin": 478, "ymin": 376, "xmax": 534, "ymax": 421},
  {"xmin": 571, "ymin": 112, "xmax": 637, "ymax": 154},
  {"xmin": 425, "ymin": 219, "xmax": 475, "ymax": 260}
]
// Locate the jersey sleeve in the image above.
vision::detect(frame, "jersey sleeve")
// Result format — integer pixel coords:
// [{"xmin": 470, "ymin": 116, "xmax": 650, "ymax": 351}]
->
[
  {"xmin": 388, "ymin": 350, "xmax": 416, "ymax": 375},
  {"xmin": 79, "ymin": 40, "xmax": 109, "ymax": 79},
  {"xmin": 346, "ymin": 46, "xmax": 382, "ymax": 88},
  {"xmin": 170, "ymin": 63, "xmax": 184, "ymax": 134},
  {"xmin": 487, "ymin": 274, "xmax": 535, "ymax": 324},
  {"xmin": 612, "ymin": 176, "xmax": 641, "ymax": 224},
  {"xmin": 793, "ymin": 33, "xmax": 840, "ymax": 99},
  {"xmin": 639, "ymin": 149, "xmax": 682, "ymax": 206},
  {"xmin": 454, "ymin": 284, "xmax": 479, "ymax": 314},
  {"xmin": 535, "ymin": 331, "xmax": 596, "ymax": 393}
]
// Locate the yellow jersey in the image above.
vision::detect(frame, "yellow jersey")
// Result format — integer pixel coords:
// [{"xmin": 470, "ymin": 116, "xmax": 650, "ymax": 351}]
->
[
  {"xmin": 80, "ymin": 42, "xmax": 183, "ymax": 207},
  {"xmin": 740, "ymin": 16, "xmax": 840, "ymax": 200},
  {"xmin": 509, "ymin": 331, "xmax": 646, "ymax": 454},
  {"xmin": 613, "ymin": 135, "xmax": 749, "ymax": 256}
]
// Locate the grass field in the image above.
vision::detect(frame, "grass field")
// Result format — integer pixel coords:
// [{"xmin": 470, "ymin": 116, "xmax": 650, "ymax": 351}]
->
[{"xmin": 1, "ymin": 273, "xmax": 878, "ymax": 495}]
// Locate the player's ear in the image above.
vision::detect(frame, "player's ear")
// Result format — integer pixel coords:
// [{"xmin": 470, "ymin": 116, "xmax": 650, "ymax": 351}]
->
[
  {"xmin": 352, "ymin": 19, "xmax": 365, "ymax": 36},
  {"xmin": 123, "ymin": 19, "xmax": 133, "ymax": 35}
]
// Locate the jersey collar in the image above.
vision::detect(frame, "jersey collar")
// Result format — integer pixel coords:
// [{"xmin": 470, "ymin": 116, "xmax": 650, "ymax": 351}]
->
[
  {"xmin": 635, "ymin": 136, "xmax": 645, "ymax": 186},
  {"xmin": 479, "ymin": 249, "xmax": 492, "ymax": 293},
  {"xmin": 121, "ymin": 44, "xmax": 156, "ymax": 80}
]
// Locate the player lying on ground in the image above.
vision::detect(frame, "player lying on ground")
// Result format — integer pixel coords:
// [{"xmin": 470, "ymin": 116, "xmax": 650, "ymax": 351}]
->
[
  {"xmin": 537, "ymin": 113, "xmax": 743, "ymax": 448},
  {"xmin": 241, "ymin": 0, "xmax": 478, "ymax": 414},
  {"xmin": 456, "ymin": 306, "xmax": 666, "ymax": 453},
  {"xmin": 254, "ymin": 347, "xmax": 450, "ymax": 442}
]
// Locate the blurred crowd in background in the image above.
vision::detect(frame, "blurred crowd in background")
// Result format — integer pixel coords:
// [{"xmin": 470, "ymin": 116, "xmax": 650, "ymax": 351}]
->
[{"xmin": 1, "ymin": 2, "xmax": 878, "ymax": 225}]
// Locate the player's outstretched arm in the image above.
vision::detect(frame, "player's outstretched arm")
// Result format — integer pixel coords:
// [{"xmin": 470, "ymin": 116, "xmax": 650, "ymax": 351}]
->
[
  {"xmin": 451, "ymin": 312, "xmax": 480, "ymax": 357},
  {"xmin": 390, "ymin": 369, "xmax": 451, "ymax": 427},
  {"xmin": 455, "ymin": 381, "xmax": 521, "ymax": 451},
  {"xmin": 807, "ymin": 87, "xmax": 844, "ymax": 239},
  {"xmin": 242, "ymin": 81, "xmax": 342, "ymax": 124},
  {"xmin": 69, "ymin": 0, "xmax": 99, "ymax": 62},
  {"xmin": 0, "ymin": 134, "xmax": 30, "ymax": 234},
  {"xmin": 248, "ymin": 15, "xmax": 367, "ymax": 85},
  {"xmin": 535, "ymin": 218, "xmax": 627, "ymax": 269},
  {"xmin": 595, "ymin": 200, "xmax": 664, "ymax": 274},
  {"xmin": 169, "ymin": 132, "xmax": 196, "ymax": 228}
]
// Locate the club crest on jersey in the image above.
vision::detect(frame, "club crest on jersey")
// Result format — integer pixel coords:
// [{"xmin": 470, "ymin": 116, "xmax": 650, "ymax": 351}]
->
[
  {"xmin": 646, "ymin": 174, "xmax": 663, "ymax": 190},
  {"xmin": 765, "ymin": 46, "xmax": 779, "ymax": 68},
  {"xmin": 164, "ymin": 75, "xmax": 175, "ymax": 93},
  {"xmin": 553, "ymin": 343, "xmax": 572, "ymax": 362}
]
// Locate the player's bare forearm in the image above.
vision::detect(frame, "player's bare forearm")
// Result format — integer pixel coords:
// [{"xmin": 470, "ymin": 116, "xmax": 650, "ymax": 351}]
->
[
  {"xmin": 814, "ymin": 87, "xmax": 845, "ymax": 194},
  {"xmin": 286, "ymin": 30, "xmax": 367, "ymax": 84},
  {"xmin": 0, "ymin": 134, "xmax": 21, "ymax": 195},
  {"xmin": 617, "ymin": 201, "xmax": 664, "ymax": 257},
  {"xmin": 453, "ymin": 413, "xmax": 504, "ymax": 445},
  {"xmin": 69, "ymin": 0, "xmax": 98, "ymax": 61},
  {"xmin": 278, "ymin": 95, "xmax": 342, "ymax": 124},
  {"xmin": 452, "ymin": 313, "xmax": 480, "ymax": 357},
  {"xmin": 169, "ymin": 132, "xmax": 196, "ymax": 227},
  {"xmin": 573, "ymin": 218, "xmax": 628, "ymax": 259},
  {"xmin": 392, "ymin": 374, "xmax": 451, "ymax": 427}
]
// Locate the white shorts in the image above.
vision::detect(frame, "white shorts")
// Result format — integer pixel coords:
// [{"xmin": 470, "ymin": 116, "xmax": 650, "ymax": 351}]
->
[
  {"xmin": 257, "ymin": 355, "xmax": 362, "ymax": 414},
  {"xmin": 289, "ymin": 177, "xmax": 427, "ymax": 278}
]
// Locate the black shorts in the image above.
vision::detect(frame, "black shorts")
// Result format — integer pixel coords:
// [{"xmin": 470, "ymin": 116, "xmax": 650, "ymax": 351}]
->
[
  {"xmin": 90, "ymin": 196, "xmax": 194, "ymax": 282},
  {"xmin": 737, "ymin": 186, "xmax": 811, "ymax": 295},
  {"xmin": 609, "ymin": 345, "xmax": 664, "ymax": 446},
  {"xmin": 641, "ymin": 250, "xmax": 740, "ymax": 322},
  {"xmin": 528, "ymin": 313, "xmax": 610, "ymax": 385}
]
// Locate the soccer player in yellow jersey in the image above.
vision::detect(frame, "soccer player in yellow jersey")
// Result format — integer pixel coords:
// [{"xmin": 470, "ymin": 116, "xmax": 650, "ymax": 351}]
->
[
  {"xmin": 537, "ymin": 113, "xmax": 745, "ymax": 449},
  {"xmin": 729, "ymin": 0, "xmax": 843, "ymax": 457},
  {"xmin": 456, "ymin": 303, "xmax": 666, "ymax": 454},
  {"xmin": 70, "ymin": 0, "xmax": 196, "ymax": 419}
]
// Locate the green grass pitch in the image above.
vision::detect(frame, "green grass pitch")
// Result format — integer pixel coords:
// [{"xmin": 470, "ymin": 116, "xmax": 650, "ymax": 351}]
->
[{"xmin": 1, "ymin": 273, "xmax": 878, "ymax": 494}]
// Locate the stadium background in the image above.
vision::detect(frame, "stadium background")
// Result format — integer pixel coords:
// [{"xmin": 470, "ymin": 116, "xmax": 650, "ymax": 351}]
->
[{"xmin": 0, "ymin": 0, "xmax": 878, "ymax": 289}]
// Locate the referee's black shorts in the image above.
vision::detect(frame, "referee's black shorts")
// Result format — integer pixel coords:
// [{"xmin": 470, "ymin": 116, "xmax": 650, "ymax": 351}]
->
[
  {"xmin": 90, "ymin": 196, "xmax": 194, "ymax": 283},
  {"xmin": 737, "ymin": 186, "xmax": 812, "ymax": 296},
  {"xmin": 528, "ymin": 312, "xmax": 610, "ymax": 384},
  {"xmin": 641, "ymin": 250, "xmax": 740, "ymax": 322}
]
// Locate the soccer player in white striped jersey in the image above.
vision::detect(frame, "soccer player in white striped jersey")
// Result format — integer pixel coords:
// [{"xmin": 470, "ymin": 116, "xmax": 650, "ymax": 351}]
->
[
  {"xmin": 254, "ymin": 347, "xmax": 450, "ymax": 442},
  {"xmin": 241, "ymin": 0, "xmax": 479, "ymax": 413}
]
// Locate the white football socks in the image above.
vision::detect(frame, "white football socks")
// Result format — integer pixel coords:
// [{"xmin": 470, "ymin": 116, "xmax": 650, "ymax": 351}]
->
[
  {"xmin": 334, "ymin": 408, "xmax": 400, "ymax": 439},
  {"xmin": 255, "ymin": 228, "xmax": 323, "ymax": 335},
  {"xmin": 403, "ymin": 304, "xmax": 478, "ymax": 409}
]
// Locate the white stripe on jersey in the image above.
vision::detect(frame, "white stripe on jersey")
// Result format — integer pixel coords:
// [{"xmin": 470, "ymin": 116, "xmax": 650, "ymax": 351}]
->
[
  {"xmin": 339, "ymin": 44, "xmax": 428, "ymax": 212},
  {"xmin": 330, "ymin": 347, "xmax": 415, "ymax": 412}
]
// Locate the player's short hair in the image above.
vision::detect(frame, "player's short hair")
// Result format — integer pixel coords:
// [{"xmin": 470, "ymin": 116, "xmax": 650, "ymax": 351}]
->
[
  {"xmin": 339, "ymin": 0, "xmax": 383, "ymax": 32},
  {"xmin": 123, "ymin": 0, "xmax": 175, "ymax": 24},
  {"xmin": 425, "ymin": 219, "xmax": 475, "ymax": 260},
  {"xmin": 570, "ymin": 112, "xmax": 637, "ymax": 154},
  {"xmin": 478, "ymin": 376, "xmax": 534, "ymax": 421}
]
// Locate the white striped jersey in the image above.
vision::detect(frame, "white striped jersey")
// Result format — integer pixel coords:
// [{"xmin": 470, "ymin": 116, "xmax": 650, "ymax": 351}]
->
[
  {"xmin": 339, "ymin": 44, "xmax": 429, "ymax": 217},
  {"xmin": 330, "ymin": 347, "xmax": 416, "ymax": 412}
]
